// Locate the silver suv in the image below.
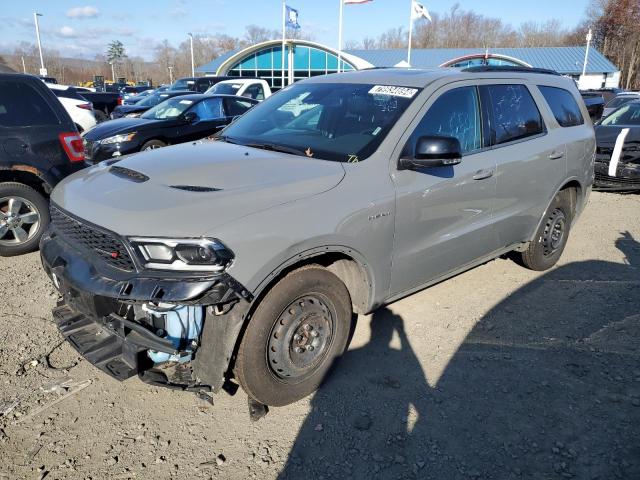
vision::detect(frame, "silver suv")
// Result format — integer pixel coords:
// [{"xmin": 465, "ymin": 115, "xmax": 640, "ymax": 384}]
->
[{"xmin": 40, "ymin": 67, "xmax": 595, "ymax": 414}]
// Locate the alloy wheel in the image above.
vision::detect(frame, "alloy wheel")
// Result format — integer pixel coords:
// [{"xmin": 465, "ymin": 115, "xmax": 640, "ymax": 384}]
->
[{"xmin": 0, "ymin": 196, "xmax": 41, "ymax": 246}]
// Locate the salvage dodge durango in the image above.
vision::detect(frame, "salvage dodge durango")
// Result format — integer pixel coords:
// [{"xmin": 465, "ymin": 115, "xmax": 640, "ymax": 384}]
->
[{"xmin": 40, "ymin": 67, "xmax": 595, "ymax": 418}]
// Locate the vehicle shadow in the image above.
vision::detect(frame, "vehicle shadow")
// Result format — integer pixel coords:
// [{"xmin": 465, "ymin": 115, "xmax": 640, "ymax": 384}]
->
[{"xmin": 278, "ymin": 232, "xmax": 640, "ymax": 479}]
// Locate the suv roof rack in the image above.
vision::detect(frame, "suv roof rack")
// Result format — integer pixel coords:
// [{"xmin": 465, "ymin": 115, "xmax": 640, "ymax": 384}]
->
[{"xmin": 462, "ymin": 66, "xmax": 561, "ymax": 76}]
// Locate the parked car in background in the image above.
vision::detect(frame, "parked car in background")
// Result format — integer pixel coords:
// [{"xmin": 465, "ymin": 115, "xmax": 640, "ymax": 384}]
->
[
  {"xmin": 111, "ymin": 90, "xmax": 193, "ymax": 118},
  {"xmin": 42, "ymin": 67, "xmax": 594, "ymax": 412},
  {"xmin": 594, "ymin": 99, "xmax": 640, "ymax": 191},
  {"xmin": 0, "ymin": 73, "xmax": 85, "ymax": 256},
  {"xmin": 123, "ymin": 89, "xmax": 155, "ymax": 105},
  {"xmin": 83, "ymin": 94, "xmax": 258, "ymax": 162},
  {"xmin": 121, "ymin": 85, "xmax": 154, "ymax": 103},
  {"xmin": 205, "ymin": 78, "xmax": 272, "ymax": 101},
  {"xmin": 601, "ymin": 92, "xmax": 640, "ymax": 118},
  {"xmin": 580, "ymin": 91, "xmax": 605, "ymax": 121},
  {"xmin": 584, "ymin": 87, "xmax": 624, "ymax": 103},
  {"xmin": 47, "ymin": 84, "xmax": 97, "ymax": 133},
  {"xmin": 169, "ymin": 76, "xmax": 232, "ymax": 93}
]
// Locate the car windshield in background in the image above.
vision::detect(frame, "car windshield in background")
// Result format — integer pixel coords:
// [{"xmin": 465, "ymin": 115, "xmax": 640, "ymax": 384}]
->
[
  {"xmin": 220, "ymin": 83, "xmax": 420, "ymax": 162},
  {"xmin": 141, "ymin": 97, "xmax": 194, "ymax": 120},
  {"xmin": 605, "ymin": 96, "xmax": 640, "ymax": 109},
  {"xmin": 209, "ymin": 83, "xmax": 242, "ymax": 95},
  {"xmin": 169, "ymin": 79, "xmax": 194, "ymax": 91},
  {"xmin": 136, "ymin": 93, "xmax": 167, "ymax": 107},
  {"xmin": 600, "ymin": 103, "xmax": 640, "ymax": 126}
]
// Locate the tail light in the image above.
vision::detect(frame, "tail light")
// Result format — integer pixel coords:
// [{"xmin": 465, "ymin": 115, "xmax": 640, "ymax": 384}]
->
[
  {"xmin": 59, "ymin": 132, "xmax": 85, "ymax": 163},
  {"xmin": 77, "ymin": 102, "xmax": 93, "ymax": 110},
  {"xmin": 117, "ymin": 96, "xmax": 123, "ymax": 105}
]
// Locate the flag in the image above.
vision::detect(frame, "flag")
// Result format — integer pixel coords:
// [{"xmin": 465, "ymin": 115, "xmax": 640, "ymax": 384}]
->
[
  {"xmin": 285, "ymin": 5, "xmax": 300, "ymax": 29},
  {"xmin": 411, "ymin": 1, "xmax": 431, "ymax": 21},
  {"xmin": 344, "ymin": 0, "xmax": 372, "ymax": 4}
]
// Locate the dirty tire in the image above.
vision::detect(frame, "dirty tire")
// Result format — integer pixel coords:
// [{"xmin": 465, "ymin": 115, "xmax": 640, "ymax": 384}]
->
[
  {"xmin": 235, "ymin": 266, "xmax": 353, "ymax": 407},
  {"xmin": 520, "ymin": 190, "xmax": 573, "ymax": 271},
  {"xmin": 141, "ymin": 139, "xmax": 166, "ymax": 151},
  {"xmin": 93, "ymin": 110, "xmax": 108, "ymax": 123},
  {"xmin": 0, "ymin": 182, "xmax": 49, "ymax": 257}
]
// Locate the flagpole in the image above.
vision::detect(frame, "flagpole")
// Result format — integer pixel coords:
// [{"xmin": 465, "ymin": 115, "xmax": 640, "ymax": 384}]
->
[
  {"xmin": 338, "ymin": 0, "xmax": 344, "ymax": 73},
  {"xmin": 407, "ymin": 0, "xmax": 413, "ymax": 66},
  {"xmin": 281, "ymin": 0, "xmax": 286, "ymax": 89}
]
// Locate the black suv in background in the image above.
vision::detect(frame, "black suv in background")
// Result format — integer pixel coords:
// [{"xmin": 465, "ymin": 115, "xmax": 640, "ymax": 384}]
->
[
  {"xmin": 169, "ymin": 76, "xmax": 232, "ymax": 93},
  {"xmin": 0, "ymin": 73, "xmax": 85, "ymax": 256}
]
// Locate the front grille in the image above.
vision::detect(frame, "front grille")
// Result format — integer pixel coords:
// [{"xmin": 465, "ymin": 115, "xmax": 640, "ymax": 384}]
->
[
  {"xmin": 594, "ymin": 172, "xmax": 640, "ymax": 188},
  {"xmin": 50, "ymin": 205, "xmax": 136, "ymax": 272}
]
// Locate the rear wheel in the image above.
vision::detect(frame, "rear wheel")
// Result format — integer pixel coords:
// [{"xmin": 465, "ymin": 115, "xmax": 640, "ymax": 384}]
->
[
  {"xmin": 0, "ymin": 182, "xmax": 49, "ymax": 257},
  {"xmin": 520, "ymin": 190, "xmax": 573, "ymax": 271},
  {"xmin": 235, "ymin": 266, "xmax": 353, "ymax": 406},
  {"xmin": 93, "ymin": 110, "xmax": 108, "ymax": 123},
  {"xmin": 141, "ymin": 139, "xmax": 166, "ymax": 151}
]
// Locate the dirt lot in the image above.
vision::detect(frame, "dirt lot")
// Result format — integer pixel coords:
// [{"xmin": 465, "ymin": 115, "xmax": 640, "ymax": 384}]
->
[{"xmin": 0, "ymin": 191, "xmax": 639, "ymax": 480}]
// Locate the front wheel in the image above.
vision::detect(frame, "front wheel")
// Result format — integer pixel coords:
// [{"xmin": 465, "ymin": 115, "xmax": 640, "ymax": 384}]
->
[
  {"xmin": 141, "ymin": 139, "xmax": 166, "ymax": 151},
  {"xmin": 519, "ymin": 190, "xmax": 573, "ymax": 271},
  {"xmin": 0, "ymin": 182, "xmax": 49, "ymax": 256},
  {"xmin": 235, "ymin": 266, "xmax": 353, "ymax": 406}
]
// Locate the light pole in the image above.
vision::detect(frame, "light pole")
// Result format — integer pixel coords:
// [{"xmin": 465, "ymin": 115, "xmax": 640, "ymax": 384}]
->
[
  {"xmin": 580, "ymin": 28, "xmax": 593, "ymax": 90},
  {"xmin": 168, "ymin": 66, "xmax": 174, "ymax": 84},
  {"xmin": 21, "ymin": 56, "xmax": 26, "ymax": 73},
  {"xmin": 33, "ymin": 12, "xmax": 46, "ymax": 76},
  {"xmin": 109, "ymin": 61, "xmax": 116, "ymax": 83},
  {"xmin": 188, "ymin": 33, "xmax": 195, "ymax": 77}
]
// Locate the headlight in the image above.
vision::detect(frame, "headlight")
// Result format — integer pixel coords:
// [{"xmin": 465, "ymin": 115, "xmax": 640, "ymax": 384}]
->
[
  {"xmin": 128, "ymin": 237, "xmax": 234, "ymax": 272},
  {"xmin": 100, "ymin": 132, "xmax": 136, "ymax": 144}
]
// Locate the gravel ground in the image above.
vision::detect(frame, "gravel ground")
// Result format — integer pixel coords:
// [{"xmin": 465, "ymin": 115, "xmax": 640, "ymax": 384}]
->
[{"xmin": 0, "ymin": 191, "xmax": 639, "ymax": 480}]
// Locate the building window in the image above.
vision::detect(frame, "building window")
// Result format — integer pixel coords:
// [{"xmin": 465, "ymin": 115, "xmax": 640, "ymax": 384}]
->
[{"xmin": 227, "ymin": 45, "xmax": 355, "ymax": 90}]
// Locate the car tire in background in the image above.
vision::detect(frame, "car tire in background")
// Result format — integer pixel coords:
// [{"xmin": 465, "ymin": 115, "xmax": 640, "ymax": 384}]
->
[
  {"xmin": 520, "ymin": 189, "xmax": 574, "ymax": 271},
  {"xmin": 0, "ymin": 182, "xmax": 50, "ymax": 257},
  {"xmin": 93, "ymin": 110, "xmax": 108, "ymax": 123},
  {"xmin": 141, "ymin": 139, "xmax": 166, "ymax": 151},
  {"xmin": 235, "ymin": 266, "xmax": 353, "ymax": 406}
]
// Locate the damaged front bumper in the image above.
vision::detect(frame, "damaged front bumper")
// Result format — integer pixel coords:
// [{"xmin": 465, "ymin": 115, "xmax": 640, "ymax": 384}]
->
[
  {"xmin": 594, "ymin": 160, "xmax": 640, "ymax": 191},
  {"xmin": 40, "ymin": 209, "xmax": 252, "ymax": 394}
]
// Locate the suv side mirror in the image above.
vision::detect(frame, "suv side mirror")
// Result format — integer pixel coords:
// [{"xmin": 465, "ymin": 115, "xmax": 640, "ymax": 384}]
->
[
  {"xmin": 184, "ymin": 112, "xmax": 199, "ymax": 124},
  {"xmin": 399, "ymin": 135, "xmax": 462, "ymax": 170}
]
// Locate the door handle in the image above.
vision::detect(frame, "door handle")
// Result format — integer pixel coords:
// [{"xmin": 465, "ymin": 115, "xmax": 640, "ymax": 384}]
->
[
  {"xmin": 549, "ymin": 151, "xmax": 565, "ymax": 160},
  {"xmin": 472, "ymin": 169, "xmax": 494, "ymax": 180}
]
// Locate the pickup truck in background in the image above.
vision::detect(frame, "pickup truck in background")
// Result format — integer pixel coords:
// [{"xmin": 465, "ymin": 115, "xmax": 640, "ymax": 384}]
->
[{"xmin": 74, "ymin": 87, "xmax": 123, "ymax": 122}]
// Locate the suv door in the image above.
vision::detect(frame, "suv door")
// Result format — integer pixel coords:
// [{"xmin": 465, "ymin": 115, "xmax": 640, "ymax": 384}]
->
[
  {"xmin": 390, "ymin": 84, "xmax": 499, "ymax": 296},
  {"xmin": 482, "ymin": 83, "xmax": 566, "ymax": 248}
]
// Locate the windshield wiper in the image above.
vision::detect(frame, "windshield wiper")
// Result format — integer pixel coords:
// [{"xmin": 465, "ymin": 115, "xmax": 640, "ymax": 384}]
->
[{"xmin": 244, "ymin": 142, "xmax": 307, "ymax": 157}]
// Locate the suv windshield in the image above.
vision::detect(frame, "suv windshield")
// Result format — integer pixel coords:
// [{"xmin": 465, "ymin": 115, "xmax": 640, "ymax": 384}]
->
[
  {"xmin": 208, "ymin": 83, "xmax": 242, "ymax": 95},
  {"xmin": 220, "ymin": 82, "xmax": 421, "ymax": 162},
  {"xmin": 141, "ymin": 97, "xmax": 195, "ymax": 120},
  {"xmin": 600, "ymin": 102, "xmax": 640, "ymax": 126},
  {"xmin": 170, "ymin": 79, "xmax": 195, "ymax": 91}
]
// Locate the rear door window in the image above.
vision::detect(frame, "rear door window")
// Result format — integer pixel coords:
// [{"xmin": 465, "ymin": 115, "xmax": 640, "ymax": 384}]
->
[
  {"xmin": 538, "ymin": 86, "xmax": 584, "ymax": 127},
  {"xmin": 224, "ymin": 98, "xmax": 254, "ymax": 117},
  {"xmin": 0, "ymin": 80, "xmax": 60, "ymax": 127},
  {"xmin": 485, "ymin": 84, "xmax": 544, "ymax": 145}
]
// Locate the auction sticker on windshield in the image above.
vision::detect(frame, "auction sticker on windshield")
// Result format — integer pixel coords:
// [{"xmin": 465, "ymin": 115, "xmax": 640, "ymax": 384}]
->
[{"xmin": 368, "ymin": 85, "xmax": 418, "ymax": 98}]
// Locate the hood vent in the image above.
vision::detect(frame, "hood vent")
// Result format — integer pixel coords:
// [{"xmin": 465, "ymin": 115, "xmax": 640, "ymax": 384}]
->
[
  {"xmin": 109, "ymin": 166, "xmax": 149, "ymax": 183},
  {"xmin": 170, "ymin": 185, "xmax": 221, "ymax": 192}
]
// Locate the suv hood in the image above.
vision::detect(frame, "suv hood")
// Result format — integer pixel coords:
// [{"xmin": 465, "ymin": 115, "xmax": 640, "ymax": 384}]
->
[{"xmin": 51, "ymin": 141, "xmax": 346, "ymax": 237}]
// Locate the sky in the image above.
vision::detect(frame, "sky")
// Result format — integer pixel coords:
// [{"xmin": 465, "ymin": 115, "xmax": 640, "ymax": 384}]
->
[{"xmin": 0, "ymin": 0, "xmax": 592, "ymax": 61}]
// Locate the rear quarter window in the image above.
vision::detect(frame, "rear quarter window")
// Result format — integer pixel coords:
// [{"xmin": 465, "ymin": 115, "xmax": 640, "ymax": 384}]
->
[
  {"xmin": 486, "ymin": 84, "xmax": 544, "ymax": 145},
  {"xmin": 0, "ymin": 80, "xmax": 60, "ymax": 127},
  {"xmin": 538, "ymin": 86, "xmax": 584, "ymax": 127}
]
